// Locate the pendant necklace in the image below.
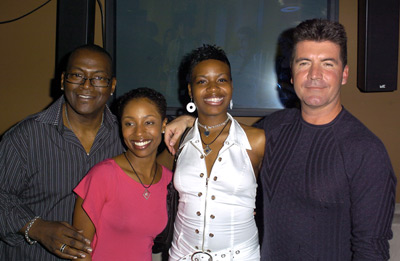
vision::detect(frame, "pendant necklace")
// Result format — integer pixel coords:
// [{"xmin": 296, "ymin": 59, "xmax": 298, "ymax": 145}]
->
[
  {"xmin": 198, "ymin": 116, "xmax": 230, "ymax": 137},
  {"xmin": 124, "ymin": 152, "xmax": 158, "ymax": 199},
  {"xmin": 199, "ymin": 119, "xmax": 230, "ymax": 156}
]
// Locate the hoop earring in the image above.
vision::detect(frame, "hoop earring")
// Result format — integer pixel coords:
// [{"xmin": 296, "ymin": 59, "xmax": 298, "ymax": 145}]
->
[
  {"xmin": 230, "ymin": 99, "xmax": 233, "ymax": 110},
  {"xmin": 186, "ymin": 98, "xmax": 196, "ymax": 113}
]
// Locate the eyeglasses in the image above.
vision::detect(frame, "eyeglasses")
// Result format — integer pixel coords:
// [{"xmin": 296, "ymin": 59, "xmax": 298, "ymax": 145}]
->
[{"xmin": 64, "ymin": 73, "xmax": 111, "ymax": 88}]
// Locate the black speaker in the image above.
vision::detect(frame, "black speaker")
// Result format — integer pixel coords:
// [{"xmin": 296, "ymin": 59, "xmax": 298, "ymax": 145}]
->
[
  {"xmin": 357, "ymin": 0, "xmax": 399, "ymax": 92},
  {"xmin": 56, "ymin": 0, "xmax": 96, "ymax": 66}
]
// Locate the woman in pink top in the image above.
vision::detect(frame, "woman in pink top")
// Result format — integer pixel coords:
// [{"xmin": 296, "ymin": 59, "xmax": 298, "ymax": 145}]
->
[{"xmin": 73, "ymin": 88, "xmax": 172, "ymax": 261}]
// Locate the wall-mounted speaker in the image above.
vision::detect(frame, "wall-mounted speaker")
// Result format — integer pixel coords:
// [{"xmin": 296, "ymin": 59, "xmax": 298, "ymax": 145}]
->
[
  {"xmin": 50, "ymin": 0, "xmax": 96, "ymax": 99},
  {"xmin": 56, "ymin": 0, "xmax": 96, "ymax": 66},
  {"xmin": 357, "ymin": 0, "xmax": 399, "ymax": 92}
]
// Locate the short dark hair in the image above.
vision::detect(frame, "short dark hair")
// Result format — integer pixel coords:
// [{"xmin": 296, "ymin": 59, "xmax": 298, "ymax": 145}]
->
[
  {"xmin": 185, "ymin": 44, "xmax": 232, "ymax": 84},
  {"xmin": 67, "ymin": 44, "xmax": 113, "ymax": 74},
  {"xmin": 292, "ymin": 19, "xmax": 347, "ymax": 67},
  {"xmin": 117, "ymin": 87, "xmax": 167, "ymax": 121}
]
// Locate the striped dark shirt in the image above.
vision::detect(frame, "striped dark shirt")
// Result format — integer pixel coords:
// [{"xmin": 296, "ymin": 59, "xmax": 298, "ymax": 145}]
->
[{"xmin": 0, "ymin": 96, "xmax": 124, "ymax": 260}]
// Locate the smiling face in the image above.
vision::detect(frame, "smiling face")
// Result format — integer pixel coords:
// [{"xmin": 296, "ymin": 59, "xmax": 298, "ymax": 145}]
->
[
  {"xmin": 291, "ymin": 40, "xmax": 348, "ymax": 113},
  {"xmin": 61, "ymin": 48, "xmax": 116, "ymax": 117},
  {"xmin": 188, "ymin": 59, "xmax": 232, "ymax": 119},
  {"xmin": 121, "ymin": 98, "xmax": 167, "ymax": 159}
]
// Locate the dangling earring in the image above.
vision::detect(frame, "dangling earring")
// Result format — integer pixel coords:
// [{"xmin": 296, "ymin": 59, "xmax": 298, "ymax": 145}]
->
[
  {"xmin": 186, "ymin": 98, "xmax": 196, "ymax": 113},
  {"xmin": 230, "ymin": 99, "xmax": 233, "ymax": 110}
]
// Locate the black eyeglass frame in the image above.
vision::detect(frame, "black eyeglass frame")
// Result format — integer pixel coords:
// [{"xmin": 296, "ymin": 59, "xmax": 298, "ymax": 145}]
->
[{"xmin": 64, "ymin": 73, "xmax": 112, "ymax": 88}]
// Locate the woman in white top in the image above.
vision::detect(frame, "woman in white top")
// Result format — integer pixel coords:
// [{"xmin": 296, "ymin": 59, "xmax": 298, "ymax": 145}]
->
[{"xmin": 167, "ymin": 44, "xmax": 265, "ymax": 260}]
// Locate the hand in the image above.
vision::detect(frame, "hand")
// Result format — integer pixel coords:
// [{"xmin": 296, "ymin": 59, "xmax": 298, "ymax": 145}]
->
[
  {"xmin": 164, "ymin": 115, "xmax": 195, "ymax": 155},
  {"xmin": 28, "ymin": 219, "xmax": 92, "ymax": 260}
]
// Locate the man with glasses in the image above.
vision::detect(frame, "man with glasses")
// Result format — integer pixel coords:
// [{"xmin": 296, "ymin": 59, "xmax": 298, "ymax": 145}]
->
[{"xmin": 0, "ymin": 45, "xmax": 124, "ymax": 260}]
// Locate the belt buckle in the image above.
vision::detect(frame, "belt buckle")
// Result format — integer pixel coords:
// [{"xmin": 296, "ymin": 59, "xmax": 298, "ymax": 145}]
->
[{"xmin": 191, "ymin": 251, "xmax": 213, "ymax": 261}]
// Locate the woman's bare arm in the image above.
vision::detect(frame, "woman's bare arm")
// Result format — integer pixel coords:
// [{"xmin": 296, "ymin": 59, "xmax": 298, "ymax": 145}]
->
[
  {"xmin": 242, "ymin": 125, "xmax": 265, "ymax": 179},
  {"xmin": 72, "ymin": 197, "xmax": 95, "ymax": 260}
]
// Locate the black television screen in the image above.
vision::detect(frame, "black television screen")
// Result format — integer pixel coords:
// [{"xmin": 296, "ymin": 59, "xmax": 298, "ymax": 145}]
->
[{"xmin": 106, "ymin": 0, "xmax": 338, "ymax": 116}]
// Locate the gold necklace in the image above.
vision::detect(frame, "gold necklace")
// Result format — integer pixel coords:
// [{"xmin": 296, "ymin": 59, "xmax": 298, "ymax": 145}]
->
[
  {"xmin": 64, "ymin": 105, "xmax": 104, "ymax": 134},
  {"xmin": 64, "ymin": 106, "xmax": 75, "ymax": 133},
  {"xmin": 124, "ymin": 152, "xmax": 158, "ymax": 199}
]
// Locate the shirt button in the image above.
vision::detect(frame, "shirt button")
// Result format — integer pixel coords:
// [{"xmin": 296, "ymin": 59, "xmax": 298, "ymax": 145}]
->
[
  {"xmin": 207, "ymin": 249, "xmax": 211, "ymax": 252},
  {"xmin": 195, "ymin": 229, "xmax": 199, "ymax": 234},
  {"xmin": 200, "ymin": 155, "xmax": 204, "ymax": 159},
  {"xmin": 198, "ymin": 192, "xmax": 202, "ymax": 197},
  {"xmin": 213, "ymin": 176, "xmax": 218, "ymax": 181},
  {"xmin": 211, "ymin": 195, "xmax": 216, "ymax": 200},
  {"xmin": 218, "ymin": 157, "xmax": 222, "ymax": 162},
  {"xmin": 209, "ymin": 233, "xmax": 214, "ymax": 237},
  {"xmin": 235, "ymin": 250, "xmax": 240, "ymax": 254},
  {"xmin": 210, "ymin": 215, "xmax": 215, "ymax": 219},
  {"xmin": 196, "ymin": 211, "xmax": 201, "ymax": 216},
  {"xmin": 200, "ymin": 173, "xmax": 204, "ymax": 178},
  {"xmin": 195, "ymin": 246, "xmax": 199, "ymax": 250}
]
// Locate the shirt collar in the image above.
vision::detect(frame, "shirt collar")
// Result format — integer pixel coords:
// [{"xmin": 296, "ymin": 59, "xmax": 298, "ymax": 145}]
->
[{"xmin": 34, "ymin": 96, "xmax": 118, "ymax": 134}]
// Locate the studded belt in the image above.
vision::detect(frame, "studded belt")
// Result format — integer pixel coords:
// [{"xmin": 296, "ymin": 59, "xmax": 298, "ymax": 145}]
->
[{"xmin": 179, "ymin": 248, "xmax": 243, "ymax": 261}]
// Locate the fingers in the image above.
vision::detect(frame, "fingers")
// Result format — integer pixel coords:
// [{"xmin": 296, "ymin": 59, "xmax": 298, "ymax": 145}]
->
[
  {"xmin": 54, "ymin": 230, "xmax": 93, "ymax": 260},
  {"xmin": 164, "ymin": 115, "xmax": 195, "ymax": 155},
  {"xmin": 66, "ymin": 229, "xmax": 92, "ymax": 252},
  {"xmin": 60, "ymin": 221, "xmax": 92, "ymax": 249},
  {"xmin": 31, "ymin": 220, "xmax": 92, "ymax": 259},
  {"xmin": 164, "ymin": 127, "xmax": 178, "ymax": 155},
  {"xmin": 56, "ymin": 243, "xmax": 91, "ymax": 260}
]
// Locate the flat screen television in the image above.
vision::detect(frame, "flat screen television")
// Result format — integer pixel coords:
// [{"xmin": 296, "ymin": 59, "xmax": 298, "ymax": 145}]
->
[{"xmin": 105, "ymin": 0, "xmax": 338, "ymax": 116}]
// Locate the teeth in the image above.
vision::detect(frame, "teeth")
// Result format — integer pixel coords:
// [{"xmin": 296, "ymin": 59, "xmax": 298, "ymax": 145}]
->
[
  {"xmin": 134, "ymin": 140, "xmax": 151, "ymax": 146},
  {"xmin": 205, "ymin": 97, "xmax": 223, "ymax": 102},
  {"xmin": 79, "ymin": 95, "xmax": 91, "ymax": 99}
]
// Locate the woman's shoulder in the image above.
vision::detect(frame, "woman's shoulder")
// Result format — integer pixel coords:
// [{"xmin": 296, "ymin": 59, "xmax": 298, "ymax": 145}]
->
[
  {"xmin": 76, "ymin": 158, "xmax": 119, "ymax": 193},
  {"xmin": 161, "ymin": 165, "xmax": 173, "ymax": 183},
  {"xmin": 238, "ymin": 123, "xmax": 265, "ymax": 158},
  {"xmin": 239, "ymin": 123, "xmax": 265, "ymax": 143},
  {"xmin": 240, "ymin": 123, "xmax": 265, "ymax": 134},
  {"xmin": 86, "ymin": 158, "xmax": 120, "ymax": 180},
  {"xmin": 90, "ymin": 158, "xmax": 116, "ymax": 170}
]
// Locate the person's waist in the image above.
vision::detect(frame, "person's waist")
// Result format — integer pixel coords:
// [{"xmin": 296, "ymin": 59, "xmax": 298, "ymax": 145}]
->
[
  {"xmin": 175, "ymin": 216, "xmax": 257, "ymax": 247},
  {"xmin": 174, "ymin": 230, "xmax": 259, "ymax": 258}
]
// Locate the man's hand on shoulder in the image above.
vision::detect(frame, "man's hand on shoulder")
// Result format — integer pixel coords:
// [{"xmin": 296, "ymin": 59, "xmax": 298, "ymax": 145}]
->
[{"xmin": 164, "ymin": 115, "xmax": 195, "ymax": 155}]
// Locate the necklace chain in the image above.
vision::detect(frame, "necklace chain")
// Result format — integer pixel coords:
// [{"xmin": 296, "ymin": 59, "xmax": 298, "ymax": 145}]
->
[
  {"xmin": 64, "ymin": 105, "xmax": 104, "ymax": 134},
  {"xmin": 64, "ymin": 105, "xmax": 104, "ymax": 156},
  {"xmin": 64, "ymin": 106, "xmax": 75, "ymax": 133},
  {"xmin": 198, "ymin": 116, "xmax": 230, "ymax": 137},
  {"xmin": 124, "ymin": 152, "xmax": 157, "ymax": 199},
  {"xmin": 199, "ymin": 119, "xmax": 230, "ymax": 156}
]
